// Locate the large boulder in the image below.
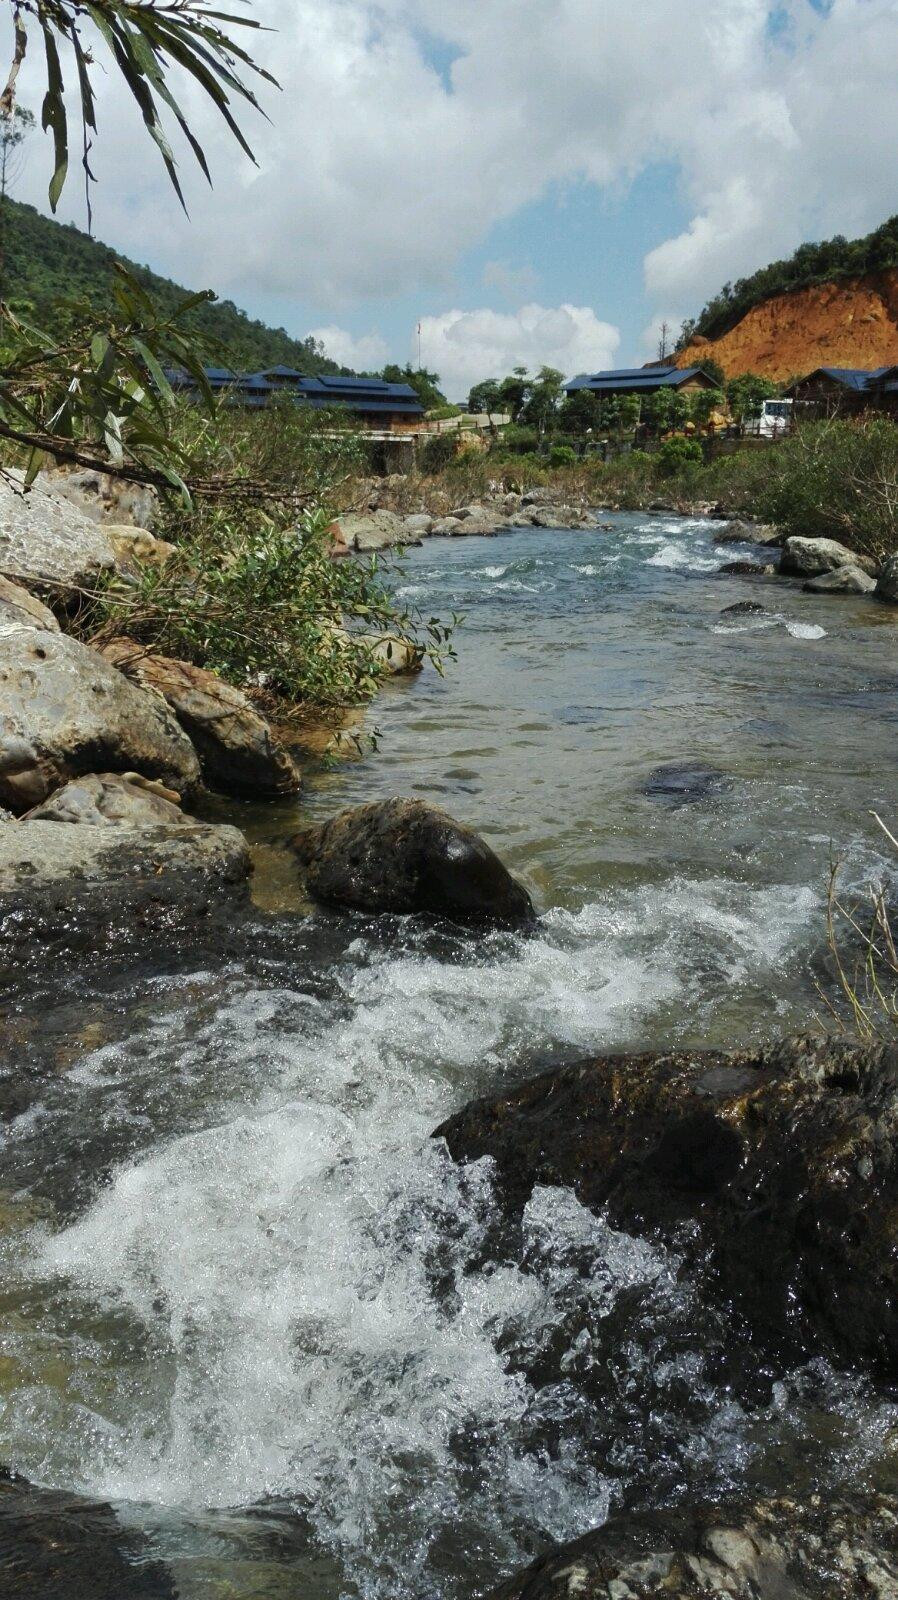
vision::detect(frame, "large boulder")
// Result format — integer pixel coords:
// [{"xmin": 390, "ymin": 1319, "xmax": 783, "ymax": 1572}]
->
[
  {"xmin": 100, "ymin": 640, "xmax": 300, "ymax": 798},
  {"xmin": 802, "ymin": 563, "xmax": 877, "ymax": 594},
  {"xmin": 37, "ymin": 467, "xmax": 159, "ymax": 529},
  {"xmin": 436, "ymin": 1034, "xmax": 898, "ymax": 1378},
  {"xmin": 330, "ymin": 510, "xmax": 412, "ymax": 552},
  {"xmin": 290, "ymin": 798, "xmax": 535, "ymax": 927},
  {"xmin": 0, "ymin": 817, "xmax": 250, "ymax": 945},
  {"xmin": 0, "ymin": 629, "xmax": 200, "ymax": 813},
  {"xmin": 876, "ymin": 552, "xmax": 898, "ymax": 604},
  {"xmin": 487, "ymin": 1493, "xmax": 898, "ymax": 1600},
  {"xmin": 0, "ymin": 577, "xmax": 59, "ymax": 632},
  {"xmin": 0, "ymin": 470, "xmax": 116, "ymax": 596},
  {"xmin": 24, "ymin": 771, "xmax": 186, "ymax": 827},
  {"xmin": 713, "ymin": 520, "xmax": 781, "ymax": 546},
  {"xmin": 779, "ymin": 535, "xmax": 877, "ymax": 578}
]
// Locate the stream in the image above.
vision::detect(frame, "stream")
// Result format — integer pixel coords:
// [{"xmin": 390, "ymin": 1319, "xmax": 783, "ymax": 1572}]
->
[{"xmin": 1, "ymin": 512, "xmax": 897, "ymax": 1597}]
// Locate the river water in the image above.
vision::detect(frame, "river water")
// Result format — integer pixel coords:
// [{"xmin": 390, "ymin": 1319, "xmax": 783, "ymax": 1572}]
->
[{"xmin": 1, "ymin": 514, "xmax": 897, "ymax": 1597}]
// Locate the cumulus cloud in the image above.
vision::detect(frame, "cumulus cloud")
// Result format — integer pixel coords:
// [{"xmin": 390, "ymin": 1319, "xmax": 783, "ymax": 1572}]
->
[
  {"xmin": 418, "ymin": 304, "xmax": 620, "ymax": 400},
  {"xmin": 307, "ymin": 325, "xmax": 389, "ymax": 371},
  {"xmin": 5, "ymin": 0, "xmax": 898, "ymax": 354}
]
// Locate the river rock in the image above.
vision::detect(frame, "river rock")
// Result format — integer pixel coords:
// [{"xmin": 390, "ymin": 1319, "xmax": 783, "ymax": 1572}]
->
[
  {"xmin": 802, "ymin": 564, "xmax": 877, "ymax": 594},
  {"xmin": 713, "ymin": 520, "xmax": 781, "ymax": 546},
  {"xmin": 0, "ymin": 577, "xmax": 59, "ymax": 632},
  {"xmin": 717, "ymin": 560, "xmax": 775, "ymax": 576},
  {"xmin": 105, "ymin": 524, "xmax": 175, "ymax": 575},
  {"xmin": 436, "ymin": 1034, "xmax": 898, "ymax": 1378},
  {"xmin": 486, "ymin": 1492, "xmax": 898, "ymax": 1600},
  {"xmin": 876, "ymin": 552, "xmax": 898, "ymax": 604},
  {"xmin": 100, "ymin": 640, "xmax": 300, "ymax": 798},
  {"xmin": 0, "ymin": 628, "xmax": 200, "ymax": 813},
  {"xmin": 431, "ymin": 516, "xmax": 464, "ymax": 536},
  {"xmin": 779, "ymin": 535, "xmax": 877, "ymax": 578},
  {"xmin": 720, "ymin": 601, "xmax": 768, "ymax": 616},
  {"xmin": 24, "ymin": 772, "xmax": 186, "ymax": 826},
  {"xmin": 290, "ymin": 798, "xmax": 535, "ymax": 927},
  {"xmin": 401, "ymin": 513, "xmax": 434, "ymax": 536},
  {"xmin": 642, "ymin": 762, "xmax": 729, "ymax": 805},
  {"xmin": 358, "ymin": 633, "xmax": 424, "ymax": 675},
  {"xmin": 0, "ymin": 470, "xmax": 116, "ymax": 596},
  {"xmin": 0, "ymin": 1467, "xmax": 177, "ymax": 1599},
  {"xmin": 37, "ymin": 467, "xmax": 158, "ymax": 529},
  {"xmin": 0, "ymin": 817, "xmax": 250, "ymax": 945},
  {"xmin": 330, "ymin": 510, "xmax": 412, "ymax": 552}
]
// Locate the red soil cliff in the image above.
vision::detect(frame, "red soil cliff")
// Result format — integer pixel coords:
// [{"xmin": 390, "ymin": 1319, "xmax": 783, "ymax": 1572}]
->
[{"xmin": 676, "ymin": 270, "xmax": 898, "ymax": 382}]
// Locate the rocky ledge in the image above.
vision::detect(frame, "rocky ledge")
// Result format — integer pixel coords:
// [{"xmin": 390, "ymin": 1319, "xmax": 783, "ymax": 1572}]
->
[
  {"xmin": 436, "ymin": 1033, "xmax": 898, "ymax": 1379},
  {"xmin": 487, "ymin": 1492, "xmax": 898, "ymax": 1600}
]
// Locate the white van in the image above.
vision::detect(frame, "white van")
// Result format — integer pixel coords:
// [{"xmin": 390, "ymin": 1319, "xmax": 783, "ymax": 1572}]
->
[{"xmin": 744, "ymin": 398, "xmax": 793, "ymax": 439}]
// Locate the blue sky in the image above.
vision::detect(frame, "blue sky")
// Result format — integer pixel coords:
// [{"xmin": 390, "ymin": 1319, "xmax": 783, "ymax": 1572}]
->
[{"xmin": 6, "ymin": 0, "xmax": 898, "ymax": 396}]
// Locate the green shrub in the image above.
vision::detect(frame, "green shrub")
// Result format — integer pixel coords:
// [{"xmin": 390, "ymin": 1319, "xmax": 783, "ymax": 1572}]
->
[
  {"xmin": 657, "ymin": 436, "xmax": 703, "ymax": 475},
  {"xmin": 548, "ymin": 443, "xmax": 578, "ymax": 467},
  {"xmin": 420, "ymin": 432, "xmax": 458, "ymax": 473},
  {"xmin": 501, "ymin": 424, "xmax": 540, "ymax": 454},
  {"xmin": 755, "ymin": 419, "xmax": 898, "ymax": 560}
]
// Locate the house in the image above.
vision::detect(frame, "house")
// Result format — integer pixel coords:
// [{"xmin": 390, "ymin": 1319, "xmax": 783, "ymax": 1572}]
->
[
  {"xmin": 162, "ymin": 367, "xmax": 425, "ymax": 428},
  {"xmin": 564, "ymin": 365, "xmax": 718, "ymax": 400},
  {"xmin": 784, "ymin": 366, "xmax": 897, "ymax": 415}
]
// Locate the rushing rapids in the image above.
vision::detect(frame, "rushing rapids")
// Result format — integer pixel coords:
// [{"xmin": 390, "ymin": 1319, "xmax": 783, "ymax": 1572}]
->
[{"xmin": 1, "ymin": 514, "xmax": 896, "ymax": 1598}]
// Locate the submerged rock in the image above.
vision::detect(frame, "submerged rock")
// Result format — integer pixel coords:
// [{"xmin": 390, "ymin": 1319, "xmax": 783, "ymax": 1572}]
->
[
  {"xmin": 24, "ymin": 771, "xmax": 187, "ymax": 827},
  {"xmin": 436, "ymin": 1034, "xmax": 898, "ymax": 1378},
  {"xmin": 487, "ymin": 1491, "xmax": 898, "ymax": 1600},
  {"xmin": 642, "ymin": 762, "xmax": 729, "ymax": 806},
  {"xmin": 291, "ymin": 797, "xmax": 534, "ymax": 927},
  {"xmin": 0, "ymin": 1468, "xmax": 177, "ymax": 1599},
  {"xmin": 802, "ymin": 564, "xmax": 877, "ymax": 594},
  {"xmin": 876, "ymin": 552, "xmax": 898, "ymax": 605},
  {"xmin": 100, "ymin": 640, "xmax": 300, "ymax": 798},
  {"xmin": 720, "ymin": 601, "xmax": 768, "ymax": 617},
  {"xmin": 0, "ymin": 470, "xmax": 116, "ymax": 596},
  {"xmin": 779, "ymin": 535, "xmax": 877, "ymax": 578},
  {"xmin": 357, "ymin": 632, "xmax": 424, "ymax": 675},
  {"xmin": 717, "ymin": 559, "xmax": 775, "ymax": 576},
  {"xmin": 0, "ymin": 628, "xmax": 200, "ymax": 813}
]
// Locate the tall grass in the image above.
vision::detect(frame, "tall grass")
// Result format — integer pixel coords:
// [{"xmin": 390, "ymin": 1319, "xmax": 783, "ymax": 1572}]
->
[{"xmin": 822, "ymin": 815, "xmax": 898, "ymax": 1042}]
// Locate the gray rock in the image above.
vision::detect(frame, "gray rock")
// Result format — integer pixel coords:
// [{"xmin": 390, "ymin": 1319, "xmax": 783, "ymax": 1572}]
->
[
  {"xmin": 36, "ymin": 467, "xmax": 159, "ymax": 529},
  {"xmin": 0, "ymin": 1467, "xmax": 178, "ymax": 1599},
  {"xmin": 720, "ymin": 601, "xmax": 768, "ymax": 616},
  {"xmin": 643, "ymin": 761, "xmax": 729, "ymax": 806},
  {"xmin": 876, "ymin": 552, "xmax": 898, "ymax": 604},
  {"xmin": 779, "ymin": 534, "xmax": 878, "ymax": 578},
  {"xmin": 713, "ymin": 519, "xmax": 782, "ymax": 546},
  {"xmin": 100, "ymin": 640, "xmax": 301, "ymax": 799},
  {"xmin": 430, "ymin": 516, "xmax": 464, "ymax": 536},
  {"xmin": 528, "ymin": 506, "xmax": 587, "ymax": 529},
  {"xmin": 0, "ymin": 470, "xmax": 116, "ymax": 596},
  {"xmin": 486, "ymin": 1492, "xmax": 898, "ymax": 1600},
  {"xmin": 401, "ymin": 513, "xmax": 434, "ymax": 536},
  {"xmin": 24, "ymin": 771, "xmax": 187, "ymax": 827},
  {"xmin": 0, "ymin": 818, "xmax": 250, "ymax": 943},
  {"xmin": 331, "ymin": 510, "xmax": 412, "ymax": 551},
  {"xmin": 0, "ymin": 628, "xmax": 201, "ymax": 813},
  {"xmin": 802, "ymin": 564, "xmax": 877, "ymax": 594},
  {"xmin": 0, "ymin": 576, "xmax": 59, "ymax": 632},
  {"xmin": 717, "ymin": 560, "xmax": 775, "ymax": 576},
  {"xmin": 436, "ymin": 1034, "xmax": 898, "ymax": 1378},
  {"xmin": 291, "ymin": 797, "xmax": 534, "ymax": 927}
]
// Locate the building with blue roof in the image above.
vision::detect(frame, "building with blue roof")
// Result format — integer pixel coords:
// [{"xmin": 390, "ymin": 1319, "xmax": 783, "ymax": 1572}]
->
[
  {"xmin": 564, "ymin": 365, "xmax": 718, "ymax": 399},
  {"xmin": 163, "ymin": 366, "xmax": 425, "ymax": 427},
  {"xmin": 785, "ymin": 365, "xmax": 898, "ymax": 415}
]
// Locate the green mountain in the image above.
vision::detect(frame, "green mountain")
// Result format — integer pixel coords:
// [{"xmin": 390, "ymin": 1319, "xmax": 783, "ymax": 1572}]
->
[{"xmin": 1, "ymin": 198, "xmax": 345, "ymax": 375}]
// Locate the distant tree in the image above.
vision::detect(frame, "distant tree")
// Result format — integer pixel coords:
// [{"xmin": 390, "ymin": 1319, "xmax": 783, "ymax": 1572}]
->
[
  {"xmin": 644, "ymin": 388, "xmax": 674, "ymax": 434},
  {"xmin": 467, "ymin": 378, "xmax": 503, "ymax": 415},
  {"xmin": 727, "ymin": 373, "xmax": 779, "ymax": 424},
  {"xmin": 617, "ymin": 393, "xmax": 642, "ymax": 438},
  {"xmin": 499, "ymin": 367, "xmax": 531, "ymax": 422},
  {"xmin": 667, "ymin": 391, "xmax": 690, "ymax": 432},
  {"xmin": 558, "ymin": 387, "xmax": 602, "ymax": 435},
  {"xmin": 522, "ymin": 365, "xmax": 564, "ymax": 434},
  {"xmin": 381, "ymin": 363, "xmax": 445, "ymax": 409},
  {"xmin": 657, "ymin": 320, "xmax": 671, "ymax": 361},
  {"xmin": 698, "ymin": 357, "xmax": 726, "ymax": 389},
  {"xmin": 690, "ymin": 387, "xmax": 726, "ymax": 429}
]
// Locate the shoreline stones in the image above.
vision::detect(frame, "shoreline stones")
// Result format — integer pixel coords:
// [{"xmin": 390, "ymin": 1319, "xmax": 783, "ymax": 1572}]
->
[
  {"xmin": 802, "ymin": 564, "xmax": 877, "ymax": 594},
  {"xmin": 486, "ymin": 1492, "xmax": 898, "ymax": 1600},
  {"xmin": 290, "ymin": 797, "xmax": 535, "ymax": 927},
  {"xmin": 435, "ymin": 1033, "xmax": 898, "ymax": 1378},
  {"xmin": 876, "ymin": 552, "xmax": 898, "ymax": 604},
  {"xmin": 23, "ymin": 771, "xmax": 187, "ymax": 827},
  {"xmin": 779, "ymin": 535, "xmax": 878, "ymax": 579},
  {"xmin": 0, "ymin": 471, "xmax": 117, "ymax": 596},
  {"xmin": 0, "ymin": 628, "xmax": 201, "ymax": 813},
  {"xmin": 99, "ymin": 640, "xmax": 301, "ymax": 799}
]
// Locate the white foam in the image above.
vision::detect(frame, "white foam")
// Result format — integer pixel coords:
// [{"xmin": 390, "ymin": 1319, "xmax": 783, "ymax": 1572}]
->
[{"xmin": 784, "ymin": 620, "xmax": 827, "ymax": 640}]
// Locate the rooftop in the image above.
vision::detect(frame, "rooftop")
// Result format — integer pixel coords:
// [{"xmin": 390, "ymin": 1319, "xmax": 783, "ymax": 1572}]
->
[{"xmin": 565, "ymin": 365, "xmax": 713, "ymax": 393}]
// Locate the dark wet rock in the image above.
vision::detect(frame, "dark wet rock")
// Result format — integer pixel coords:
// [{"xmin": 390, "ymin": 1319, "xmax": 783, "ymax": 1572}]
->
[
  {"xmin": 802, "ymin": 564, "xmax": 877, "ymax": 594},
  {"xmin": 0, "ymin": 470, "xmax": 117, "ymax": 596},
  {"xmin": 720, "ymin": 601, "xmax": 768, "ymax": 616},
  {"xmin": 717, "ymin": 560, "xmax": 775, "ymax": 576},
  {"xmin": 100, "ymin": 639, "xmax": 300, "ymax": 798},
  {"xmin": 780, "ymin": 535, "xmax": 878, "ymax": 578},
  {"xmin": 24, "ymin": 771, "xmax": 187, "ymax": 827},
  {"xmin": 0, "ymin": 817, "xmax": 251, "ymax": 950},
  {"xmin": 291, "ymin": 797, "xmax": 534, "ymax": 927},
  {"xmin": 876, "ymin": 552, "xmax": 898, "ymax": 605},
  {"xmin": 436, "ymin": 1034, "xmax": 898, "ymax": 1378},
  {"xmin": 0, "ymin": 576, "xmax": 60, "ymax": 633},
  {"xmin": 713, "ymin": 519, "xmax": 781, "ymax": 547},
  {"xmin": 486, "ymin": 1491, "xmax": 898, "ymax": 1600},
  {"xmin": 0, "ymin": 629, "xmax": 201, "ymax": 814},
  {"xmin": 0, "ymin": 1467, "xmax": 176, "ymax": 1598},
  {"xmin": 642, "ymin": 762, "xmax": 729, "ymax": 806}
]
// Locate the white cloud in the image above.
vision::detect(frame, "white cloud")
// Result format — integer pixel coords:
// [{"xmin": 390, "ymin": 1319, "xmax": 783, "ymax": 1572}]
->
[
  {"xmin": 482, "ymin": 260, "xmax": 539, "ymax": 301},
  {"xmin": 4, "ymin": 0, "xmax": 898, "ymax": 357},
  {"xmin": 307, "ymin": 325, "xmax": 389, "ymax": 371},
  {"xmin": 418, "ymin": 304, "xmax": 620, "ymax": 400}
]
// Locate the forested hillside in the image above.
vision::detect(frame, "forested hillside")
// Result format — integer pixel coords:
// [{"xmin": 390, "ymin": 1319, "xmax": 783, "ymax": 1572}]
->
[
  {"xmin": 678, "ymin": 214, "xmax": 898, "ymax": 346},
  {"xmin": 1, "ymin": 199, "xmax": 344, "ymax": 375}
]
